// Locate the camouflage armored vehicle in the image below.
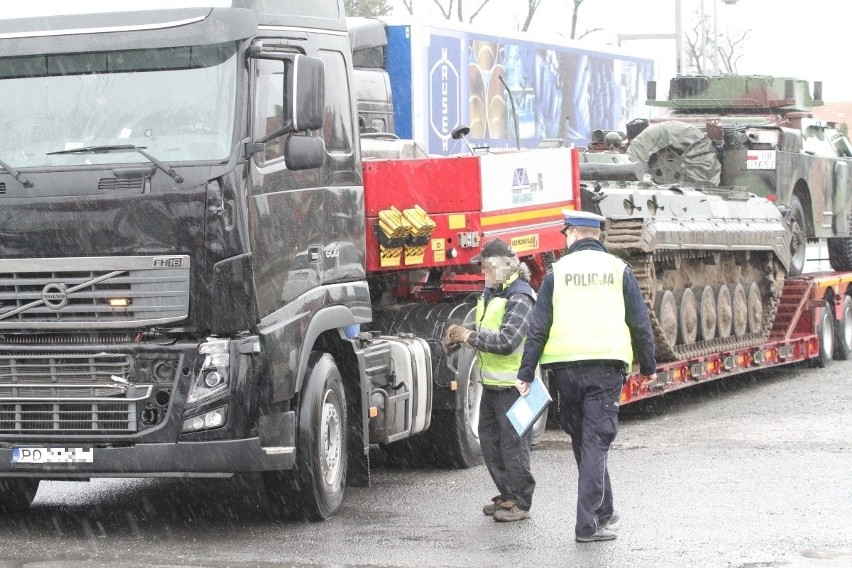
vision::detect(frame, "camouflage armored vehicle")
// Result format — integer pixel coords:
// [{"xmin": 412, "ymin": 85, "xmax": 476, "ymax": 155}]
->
[
  {"xmin": 579, "ymin": 145, "xmax": 790, "ymax": 362},
  {"xmin": 626, "ymin": 75, "xmax": 852, "ymax": 276}
]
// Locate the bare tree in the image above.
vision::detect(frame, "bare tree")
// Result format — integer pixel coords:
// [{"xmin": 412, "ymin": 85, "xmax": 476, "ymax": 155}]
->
[
  {"xmin": 519, "ymin": 0, "xmax": 544, "ymax": 31},
  {"xmin": 569, "ymin": 0, "xmax": 602, "ymax": 40},
  {"xmin": 685, "ymin": 10, "xmax": 750, "ymax": 74},
  {"xmin": 430, "ymin": 0, "xmax": 493, "ymax": 23},
  {"xmin": 400, "ymin": 0, "xmax": 414, "ymax": 14},
  {"xmin": 345, "ymin": 0, "xmax": 393, "ymax": 17}
]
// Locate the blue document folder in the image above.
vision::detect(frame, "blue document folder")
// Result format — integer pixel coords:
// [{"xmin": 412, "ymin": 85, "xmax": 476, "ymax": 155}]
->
[{"xmin": 506, "ymin": 376, "xmax": 552, "ymax": 437}]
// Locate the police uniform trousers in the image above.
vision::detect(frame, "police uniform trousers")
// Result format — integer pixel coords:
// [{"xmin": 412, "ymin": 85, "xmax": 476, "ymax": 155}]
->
[
  {"xmin": 552, "ymin": 363, "xmax": 623, "ymax": 537},
  {"xmin": 478, "ymin": 386, "xmax": 535, "ymax": 511}
]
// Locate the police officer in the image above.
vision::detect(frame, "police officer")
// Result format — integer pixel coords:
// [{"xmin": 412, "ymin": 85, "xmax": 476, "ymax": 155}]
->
[
  {"xmin": 516, "ymin": 210, "xmax": 657, "ymax": 542},
  {"xmin": 444, "ymin": 238, "xmax": 536, "ymax": 522}
]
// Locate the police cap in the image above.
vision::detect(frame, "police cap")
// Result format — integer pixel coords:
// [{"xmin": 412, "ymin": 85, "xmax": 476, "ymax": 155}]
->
[
  {"xmin": 470, "ymin": 238, "xmax": 515, "ymax": 264},
  {"xmin": 560, "ymin": 209, "xmax": 605, "ymax": 235}
]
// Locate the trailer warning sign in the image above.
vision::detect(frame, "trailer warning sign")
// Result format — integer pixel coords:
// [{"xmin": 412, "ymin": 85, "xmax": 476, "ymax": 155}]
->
[{"xmin": 511, "ymin": 234, "xmax": 539, "ymax": 252}]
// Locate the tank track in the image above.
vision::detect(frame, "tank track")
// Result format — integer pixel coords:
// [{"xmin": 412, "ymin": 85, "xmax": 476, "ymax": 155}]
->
[{"xmin": 605, "ymin": 219, "xmax": 786, "ymax": 362}]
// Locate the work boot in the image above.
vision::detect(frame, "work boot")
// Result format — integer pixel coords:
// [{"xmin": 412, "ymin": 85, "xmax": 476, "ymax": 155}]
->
[
  {"xmin": 493, "ymin": 500, "xmax": 530, "ymax": 522},
  {"xmin": 599, "ymin": 510, "xmax": 620, "ymax": 529},
  {"xmin": 482, "ymin": 495, "xmax": 504, "ymax": 516},
  {"xmin": 575, "ymin": 527, "xmax": 617, "ymax": 543}
]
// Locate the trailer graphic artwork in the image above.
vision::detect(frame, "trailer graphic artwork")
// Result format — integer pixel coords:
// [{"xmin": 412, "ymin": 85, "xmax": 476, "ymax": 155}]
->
[{"xmin": 394, "ymin": 23, "xmax": 654, "ymax": 154}]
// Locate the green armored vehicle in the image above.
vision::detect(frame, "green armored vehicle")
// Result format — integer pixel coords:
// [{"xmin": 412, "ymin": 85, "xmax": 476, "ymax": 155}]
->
[{"xmin": 626, "ymin": 74, "xmax": 852, "ymax": 276}]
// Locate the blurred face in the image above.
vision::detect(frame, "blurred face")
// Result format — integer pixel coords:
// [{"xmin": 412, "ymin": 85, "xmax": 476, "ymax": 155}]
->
[{"xmin": 481, "ymin": 257, "xmax": 515, "ymax": 288}]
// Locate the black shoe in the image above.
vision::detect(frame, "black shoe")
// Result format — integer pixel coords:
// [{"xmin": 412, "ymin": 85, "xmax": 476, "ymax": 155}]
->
[
  {"xmin": 599, "ymin": 511, "xmax": 620, "ymax": 529},
  {"xmin": 576, "ymin": 527, "xmax": 617, "ymax": 543}
]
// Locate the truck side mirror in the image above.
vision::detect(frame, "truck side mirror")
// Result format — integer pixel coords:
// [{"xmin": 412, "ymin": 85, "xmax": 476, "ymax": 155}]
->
[
  {"xmin": 284, "ymin": 135, "xmax": 326, "ymax": 170},
  {"xmin": 287, "ymin": 55, "xmax": 325, "ymax": 132}
]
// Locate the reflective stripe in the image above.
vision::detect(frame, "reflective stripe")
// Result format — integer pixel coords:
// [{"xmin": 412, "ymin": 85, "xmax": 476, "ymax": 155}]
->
[{"xmin": 541, "ymin": 250, "xmax": 633, "ymax": 367}]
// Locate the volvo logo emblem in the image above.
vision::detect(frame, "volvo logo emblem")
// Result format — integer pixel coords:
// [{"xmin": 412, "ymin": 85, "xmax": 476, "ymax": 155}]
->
[{"xmin": 42, "ymin": 283, "xmax": 69, "ymax": 310}]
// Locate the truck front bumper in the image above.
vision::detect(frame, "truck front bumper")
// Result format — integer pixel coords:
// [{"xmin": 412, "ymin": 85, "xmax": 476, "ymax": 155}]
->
[{"xmin": 0, "ymin": 437, "xmax": 295, "ymax": 478}]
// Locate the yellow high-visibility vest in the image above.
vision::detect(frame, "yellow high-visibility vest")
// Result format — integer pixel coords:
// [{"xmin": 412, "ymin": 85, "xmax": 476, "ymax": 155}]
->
[{"xmin": 540, "ymin": 250, "xmax": 633, "ymax": 368}]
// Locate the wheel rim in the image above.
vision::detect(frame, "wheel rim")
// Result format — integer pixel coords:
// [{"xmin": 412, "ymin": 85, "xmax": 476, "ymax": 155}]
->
[
  {"xmin": 465, "ymin": 358, "xmax": 482, "ymax": 443},
  {"xmin": 320, "ymin": 389, "xmax": 343, "ymax": 487},
  {"xmin": 747, "ymin": 283, "xmax": 763, "ymax": 334},
  {"xmin": 649, "ymin": 147, "xmax": 684, "ymax": 184},
  {"xmin": 822, "ymin": 310, "xmax": 834, "ymax": 358},
  {"xmin": 844, "ymin": 304, "xmax": 852, "ymax": 350},
  {"xmin": 716, "ymin": 285, "xmax": 733, "ymax": 338},
  {"xmin": 789, "ymin": 217, "xmax": 807, "ymax": 275}
]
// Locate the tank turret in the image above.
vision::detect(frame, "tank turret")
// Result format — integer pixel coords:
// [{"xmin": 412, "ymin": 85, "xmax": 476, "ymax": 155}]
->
[{"xmin": 646, "ymin": 74, "xmax": 823, "ymax": 115}]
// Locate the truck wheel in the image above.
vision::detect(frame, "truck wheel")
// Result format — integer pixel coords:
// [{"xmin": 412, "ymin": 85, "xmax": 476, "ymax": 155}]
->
[
  {"xmin": 0, "ymin": 478, "xmax": 39, "ymax": 513},
  {"xmin": 834, "ymin": 295, "xmax": 852, "ymax": 360},
  {"xmin": 787, "ymin": 196, "xmax": 807, "ymax": 277},
  {"xmin": 431, "ymin": 345, "xmax": 483, "ymax": 469},
  {"xmin": 296, "ymin": 353, "xmax": 348, "ymax": 520},
  {"xmin": 812, "ymin": 301, "xmax": 834, "ymax": 368},
  {"xmin": 529, "ymin": 371, "xmax": 549, "ymax": 448},
  {"xmin": 827, "ymin": 237, "xmax": 852, "ymax": 271}
]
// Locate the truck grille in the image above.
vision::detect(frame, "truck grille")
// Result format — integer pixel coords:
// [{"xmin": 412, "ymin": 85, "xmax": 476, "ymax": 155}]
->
[
  {"xmin": 0, "ymin": 255, "xmax": 190, "ymax": 330},
  {"xmin": 0, "ymin": 402, "xmax": 136, "ymax": 434},
  {"xmin": 0, "ymin": 353, "xmax": 150, "ymax": 435}
]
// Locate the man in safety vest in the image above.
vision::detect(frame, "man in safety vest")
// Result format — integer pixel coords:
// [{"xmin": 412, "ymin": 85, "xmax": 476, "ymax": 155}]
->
[
  {"xmin": 517, "ymin": 210, "xmax": 657, "ymax": 542},
  {"xmin": 444, "ymin": 237, "xmax": 537, "ymax": 522}
]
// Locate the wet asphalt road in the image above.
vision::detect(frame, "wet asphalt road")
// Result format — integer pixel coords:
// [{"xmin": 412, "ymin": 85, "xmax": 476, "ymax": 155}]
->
[{"xmin": 0, "ymin": 360, "xmax": 851, "ymax": 568}]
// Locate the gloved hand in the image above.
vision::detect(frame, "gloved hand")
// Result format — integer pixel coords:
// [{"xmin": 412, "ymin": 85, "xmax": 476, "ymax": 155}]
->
[{"xmin": 444, "ymin": 324, "xmax": 472, "ymax": 350}]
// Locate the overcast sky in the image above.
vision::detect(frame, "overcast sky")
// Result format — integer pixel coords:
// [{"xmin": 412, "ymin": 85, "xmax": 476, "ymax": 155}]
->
[{"xmin": 4, "ymin": 0, "xmax": 850, "ymax": 102}]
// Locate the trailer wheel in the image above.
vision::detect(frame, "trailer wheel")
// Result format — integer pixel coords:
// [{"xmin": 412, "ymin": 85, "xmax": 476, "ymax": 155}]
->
[
  {"xmin": 834, "ymin": 295, "xmax": 852, "ymax": 360},
  {"xmin": 292, "ymin": 353, "xmax": 348, "ymax": 520},
  {"xmin": 0, "ymin": 478, "xmax": 39, "ymax": 513},
  {"xmin": 813, "ymin": 301, "xmax": 834, "ymax": 368}
]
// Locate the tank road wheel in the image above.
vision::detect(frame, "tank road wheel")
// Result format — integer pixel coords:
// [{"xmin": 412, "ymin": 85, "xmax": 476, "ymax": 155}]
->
[
  {"xmin": 812, "ymin": 301, "xmax": 835, "ymax": 368},
  {"xmin": 696, "ymin": 286, "xmax": 717, "ymax": 341},
  {"xmin": 715, "ymin": 285, "xmax": 733, "ymax": 339},
  {"xmin": 654, "ymin": 290, "xmax": 678, "ymax": 347},
  {"xmin": 677, "ymin": 288, "xmax": 698, "ymax": 345},
  {"xmin": 0, "ymin": 479, "xmax": 39, "ymax": 513},
  {"xmin": 746, "ymin": 283, "xmax": 763, "ymax": 334},
  {"xmin": 732, "ymin": 283, "xmax": 748, "ymax": 337},
  {"xmin": 787, "ymin": 195, "xmax": 807, "ymax": 277},
  {"xmin": 291, "ymin": 353, "xmax": 348, "ymax": 521},
  {"xmin": 834, "ymin": 295, "xmax": 852, "ymax": 360}
]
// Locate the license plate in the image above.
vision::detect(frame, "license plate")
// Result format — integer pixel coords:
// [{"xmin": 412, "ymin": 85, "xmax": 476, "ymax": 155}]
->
[
  {"xmin": 12, "ymin": 447, "xmax": 93, "ymax": 464},
  {"xmin": 746, "ymin": 150, "xmax": 776, "ymax": 170}
]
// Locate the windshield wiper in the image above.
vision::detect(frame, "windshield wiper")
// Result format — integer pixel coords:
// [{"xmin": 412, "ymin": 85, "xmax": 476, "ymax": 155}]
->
[
  {"xmin": 46, "ymin": 144, "xmax": 183, "ymax": 183},
  {"xmin": 0, "ymin": 156, "xmax": 34, "ymax": 188}
]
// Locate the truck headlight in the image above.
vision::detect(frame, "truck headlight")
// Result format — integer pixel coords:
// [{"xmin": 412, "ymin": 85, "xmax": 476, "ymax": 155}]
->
[
  {"xmin": 182, "ymin": 405, "xmax": 228, "ymax": 433},
  {"xmin": 187, "ymin": 338, "xmax": 230, "ymax": 405}
]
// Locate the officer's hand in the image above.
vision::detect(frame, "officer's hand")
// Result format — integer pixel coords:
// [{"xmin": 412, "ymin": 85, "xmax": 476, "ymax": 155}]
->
[
  {"xmin": 445, "ymin": 324, "xmax": 472, "ymax": 347},
  {"xmin": 638, "ymin": 373, "xmax": 657, "ymax": 388},
  {"xmin": 515, "ymin": 379, "xmax": 530, "ymax": 396}
]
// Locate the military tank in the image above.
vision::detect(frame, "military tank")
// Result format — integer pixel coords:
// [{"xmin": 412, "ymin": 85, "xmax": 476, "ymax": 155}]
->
[
  {"xmin": 579, "ymin": 140, "xmax": 790, "ymax": 362},
  {"xmin": 625, "ymin": 74, "xmax": 852, "ymax": 276}
]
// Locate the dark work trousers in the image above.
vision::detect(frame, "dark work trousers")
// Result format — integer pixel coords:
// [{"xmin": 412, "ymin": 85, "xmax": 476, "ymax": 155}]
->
[
  {"xmin": 552, "ymin": 364, "xmax": 624, "ymax": 537},
  {"xmin": 477, "ymin": 386, "xmax": 536, "ymax": 511}
]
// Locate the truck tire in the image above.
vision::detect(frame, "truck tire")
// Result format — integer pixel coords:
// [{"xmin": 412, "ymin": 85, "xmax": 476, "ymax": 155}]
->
[
  {"xmin": 0, "ymin": 478, "xmax": 39, "ymax": 513},
  {"xmin": 787, "ymin": 196, "xmax": 807, "ymax": 277},
  {"xmin": 430, "ymin": 345, "xmax": 483, "ymax": 469},
  {"xmin": 289, "ymin": 353, "xmax": 348, "ymax": 521},
  {"xmin": 812, "ymin": 301, "xmax": 834, "ymax": 368},
  {"xmin": 834, "ymin": 295, "xmax": 852, "ymax": 360},
  {"xmin": 827, "ymin": 237, "xmax": 852, "ymax": 271}
]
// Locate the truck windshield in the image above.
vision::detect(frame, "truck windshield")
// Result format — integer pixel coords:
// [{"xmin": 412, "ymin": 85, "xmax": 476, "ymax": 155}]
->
[{"xmin": 0, "ymin": 42, "xmax": 238, "ymax": 169}]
